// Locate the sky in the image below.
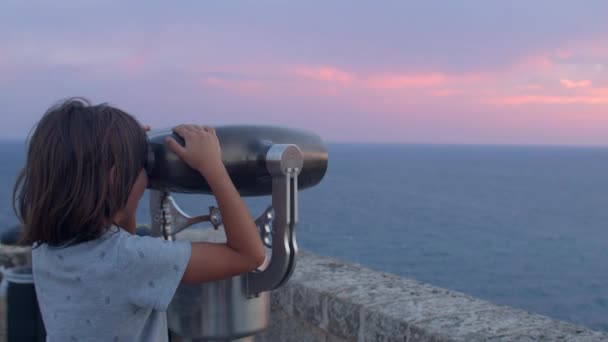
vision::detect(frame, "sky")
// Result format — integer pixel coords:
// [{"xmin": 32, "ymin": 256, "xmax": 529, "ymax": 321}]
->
[{"xmin": 0, "ymin": 1, "xmax": 607, "ymax": 145}]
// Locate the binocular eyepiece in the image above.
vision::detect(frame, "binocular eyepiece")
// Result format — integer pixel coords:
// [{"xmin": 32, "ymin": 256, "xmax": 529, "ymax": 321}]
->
[{"xmin": 145, "ymin": 125, "xmax": 328, "ymax": 196}]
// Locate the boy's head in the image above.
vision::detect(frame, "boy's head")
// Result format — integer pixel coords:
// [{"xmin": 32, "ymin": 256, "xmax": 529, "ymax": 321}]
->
[{"xmin": 14, "ymin": 97, "xmax": 149, "ymax": 246}]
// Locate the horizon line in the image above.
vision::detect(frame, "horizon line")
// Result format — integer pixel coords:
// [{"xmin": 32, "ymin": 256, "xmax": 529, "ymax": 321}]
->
[{"xmin": 0, "ymin": 137, "xmax": 607, "ymax": 149}]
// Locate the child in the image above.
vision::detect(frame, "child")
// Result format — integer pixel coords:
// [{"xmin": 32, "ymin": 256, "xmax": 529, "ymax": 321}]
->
[{"xmin": 13, "ymin": 98, "xmax": 265, "ymax": 341}]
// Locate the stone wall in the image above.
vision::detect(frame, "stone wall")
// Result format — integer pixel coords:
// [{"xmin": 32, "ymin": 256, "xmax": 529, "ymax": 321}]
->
[{"xmin": 256, "ymin": 251, "xmax": 608, "ymax": 342}]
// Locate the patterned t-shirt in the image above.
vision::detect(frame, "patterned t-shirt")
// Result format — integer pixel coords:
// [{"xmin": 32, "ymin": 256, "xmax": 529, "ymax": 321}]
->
[{"xmin": 32, "ymin": 227, "xmax": 191, "ymax": 342}]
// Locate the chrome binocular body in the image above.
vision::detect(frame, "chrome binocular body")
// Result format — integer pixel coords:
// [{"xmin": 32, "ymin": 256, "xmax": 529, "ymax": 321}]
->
[{"xmin": 147, "ymin": 125, "xmax": 328, "ymax": 341}]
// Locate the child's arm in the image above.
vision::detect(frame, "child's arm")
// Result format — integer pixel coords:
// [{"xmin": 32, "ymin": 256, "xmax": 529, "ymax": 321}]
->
[{"xmin": 165, "ymin": 124, "xmax": 266, "ymax": 284}]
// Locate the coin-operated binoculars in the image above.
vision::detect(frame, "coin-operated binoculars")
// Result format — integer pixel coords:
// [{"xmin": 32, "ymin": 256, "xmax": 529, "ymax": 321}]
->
[{"xmin": 146, "ymin": 126, "xmax": 328, "ymax": 341}]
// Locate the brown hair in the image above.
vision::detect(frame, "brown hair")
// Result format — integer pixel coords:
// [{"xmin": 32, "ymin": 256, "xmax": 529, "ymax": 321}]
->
[{"xmin": 13, "ymin": 97, "xmax": 148, "ymax": 246}]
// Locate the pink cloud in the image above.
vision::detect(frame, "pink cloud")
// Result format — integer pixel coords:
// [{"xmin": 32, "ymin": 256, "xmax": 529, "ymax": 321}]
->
[
  {"xmin": 364, "ymin": 73, "xmax": 447, "ymax": 89},
  {"xmin": 555, "ymin": 50, "xmax": 574, "ymax": 60},
  {"xmin": 201, "ymin": 46, "xmax": 608, "ymax": 121},
  {"xmin": 517, "ymin": 84, "xmax": 544, "ymax": 91},
  {"xmin": 588, "ymin": 87, "xmax": 608, "ymax": 97},
  {"xmin": 513, "ymin": 55, "xmax": 554, "ymax": 72},
  {"xmin": 429, "ymin": 88, "xmax": 464, "ymax": 97},
  {"xmin": 292, "ymin": 65, "xmax": 459, "ymax": 90},
  {"xmin": 493, "ymin": 94, "xmax": 608, "ymax": 105},
  {"xmin": 293, "ymin": 66, "xmax": 355, "ymax": 84},
  {"xmin": 560, "ymin": 79, "xmax": 592, "ymax": 88}
]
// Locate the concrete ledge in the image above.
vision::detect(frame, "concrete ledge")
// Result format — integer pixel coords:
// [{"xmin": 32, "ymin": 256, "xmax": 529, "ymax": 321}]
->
[{"xmin": 257, "ymin": 250, "xmax": 608, "ymax": 342}]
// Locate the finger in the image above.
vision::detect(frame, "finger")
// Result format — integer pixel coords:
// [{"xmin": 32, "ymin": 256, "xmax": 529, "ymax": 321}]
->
[
  {"xmin": 202, "ymin": 125, "xmax": 215, "ymax": 135},
  {"xmin": 172, "ymin": 124, "xmax": 185, "ymax": 134},
  {"xmin": 165, "ymin": 137, "xmax": 187, "ymax": 159},
  {"xmin": 183, "ymin": 124, "xmax": 201, "ymax": 134},
  {"xmin": 172, "ymin": 125, "xmax": 193, "ymax": 139}
]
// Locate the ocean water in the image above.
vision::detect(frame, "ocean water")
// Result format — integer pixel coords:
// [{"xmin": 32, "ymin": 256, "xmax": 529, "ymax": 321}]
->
[{"xmin": 1, "ymin": 141, "xmax": 607, "ymax": 331}]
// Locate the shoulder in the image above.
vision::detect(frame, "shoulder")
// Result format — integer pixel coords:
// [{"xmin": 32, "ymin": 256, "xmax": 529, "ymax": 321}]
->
[
  {"xmin": 115, "ymin": 229, "xmax": 191, "ymax": 268},
  {"xmin": 116, "ymin": 229, "xmax": 172, "ymax": 253},
  {"xmin": 115, "ymin": 229, "xmax": 156, "ymax": 256}
]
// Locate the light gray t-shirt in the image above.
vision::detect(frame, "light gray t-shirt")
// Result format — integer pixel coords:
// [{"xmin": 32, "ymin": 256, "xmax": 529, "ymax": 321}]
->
[{"xmin": 32, "ymin": 227, "xmax": 191, "ymax": 342}]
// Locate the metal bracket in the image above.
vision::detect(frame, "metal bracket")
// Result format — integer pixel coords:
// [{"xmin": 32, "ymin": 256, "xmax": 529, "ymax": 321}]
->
[
  {"xmin": 149, "ymin": 143, "xmax": 304, "ymax": 298},
  {"xmin": 246, "ymin": 144, "xmax": 302, "ymax": 296},
  {"xmin": 150, "ymin": 191, "xmax": 223, "ymax": 240}
]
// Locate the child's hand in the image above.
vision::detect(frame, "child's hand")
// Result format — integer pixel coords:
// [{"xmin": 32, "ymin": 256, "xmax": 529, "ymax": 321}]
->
[{"xmin": 165, "ymin": 124, "xmax": 225, "ymax": 181}]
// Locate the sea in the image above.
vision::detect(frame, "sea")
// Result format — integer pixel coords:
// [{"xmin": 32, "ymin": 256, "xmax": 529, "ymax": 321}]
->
[{"xmin": 1, "ymin": 141, "xmax": 607, "ymax": 331}]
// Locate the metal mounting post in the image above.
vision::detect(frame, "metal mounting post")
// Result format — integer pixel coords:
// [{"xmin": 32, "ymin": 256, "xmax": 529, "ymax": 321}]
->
[{"xmin": 246, "ymin": 144, "xmax": 303, "ymax": 296}]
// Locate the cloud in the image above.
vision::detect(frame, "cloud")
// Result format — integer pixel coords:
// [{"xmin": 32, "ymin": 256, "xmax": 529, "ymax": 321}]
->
[
  {"xmin": 517, "ymin": 84, "xmax": 544, "ymax": 91},
  {"xmin": 364, "ymin": 73, "xmax": 447, "ymax": 89},
  {"xmin": 555, "ymin": 50, "xmax": 574, "ymax": 60},
  {"xmin": 291, "ymin": 65, "xmax": 455, "ymax": 92},
  {"xmin": 293, "ymin": 66, "xmax": 355, "ymax": 84},
  {"xmin": 560, "ymin": 79, "xmax": 592, "ymax": 89},
  {"xmin": 429, "ymin": 89, "xmax": 465, "ymax": 97},
  {"xmin": 588, "ymin": 87, "xmax": 608, "ymax": 97},
  {"xmin": 493, "ymin": 94, "xmax": 608, "ymax": 105}
]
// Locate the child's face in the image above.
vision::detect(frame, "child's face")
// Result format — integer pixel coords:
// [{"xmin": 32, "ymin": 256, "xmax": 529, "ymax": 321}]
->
[{"xmin": 117, "ymin": 169, "xmax": 148, "ymax": 232}]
